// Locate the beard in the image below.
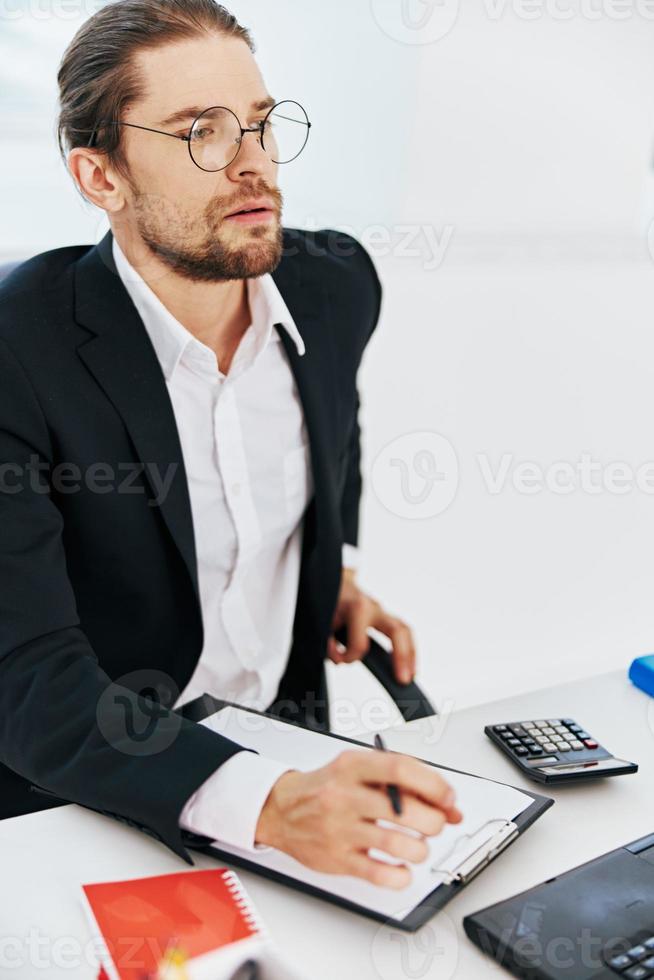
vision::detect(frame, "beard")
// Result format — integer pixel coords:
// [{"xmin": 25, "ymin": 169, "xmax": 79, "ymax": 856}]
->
[{"xmin": 132, "ymin": 182, "xmax": 285, "ymax": 283}]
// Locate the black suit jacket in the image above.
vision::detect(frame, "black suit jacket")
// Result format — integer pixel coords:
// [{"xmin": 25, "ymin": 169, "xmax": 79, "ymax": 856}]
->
[{"xmin": 0, "ymin": 228, "xmax": 381, "ymax": 861}]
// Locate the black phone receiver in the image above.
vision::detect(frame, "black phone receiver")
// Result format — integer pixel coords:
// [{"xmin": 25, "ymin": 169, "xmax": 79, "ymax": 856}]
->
[{"xmin": 332, "ymin": 625, "xmax": 436, "ymax": 723}]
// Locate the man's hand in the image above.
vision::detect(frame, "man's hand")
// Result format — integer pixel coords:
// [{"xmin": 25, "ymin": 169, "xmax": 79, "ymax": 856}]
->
[
  {"xmin": 255, "ymin": 749, "xmax": 463, "ymax": 889},
  {"xmin": 328, "ymin": 568, "xmax": 417, "ymax": 683}
]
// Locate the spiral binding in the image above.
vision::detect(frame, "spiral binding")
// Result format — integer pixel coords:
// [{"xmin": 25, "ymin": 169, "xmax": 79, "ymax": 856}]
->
[{"xmin": 221, "ymin": 870, "xmax": 267, "ymax": 939}]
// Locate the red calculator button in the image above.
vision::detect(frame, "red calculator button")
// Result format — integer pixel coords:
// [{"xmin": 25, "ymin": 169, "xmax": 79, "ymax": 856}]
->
[{"xmin": 583, "ymin": 739, "xmax": 598, "ymax": 749}]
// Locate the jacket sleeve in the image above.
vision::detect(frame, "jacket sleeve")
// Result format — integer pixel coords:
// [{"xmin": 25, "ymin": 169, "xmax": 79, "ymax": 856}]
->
[
  {"xmin": 0, "ymin": 338, "xmax": 251, "ymax": 863},
  {"xmin": 339, "ymin": 240, "xmax": 383, "ymax": 550}
]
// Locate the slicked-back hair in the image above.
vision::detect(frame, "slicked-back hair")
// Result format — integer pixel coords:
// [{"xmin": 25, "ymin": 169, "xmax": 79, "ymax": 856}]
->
[{"xmin": 57, "ymin": 0, "xmax": 254, "ymax": 174}]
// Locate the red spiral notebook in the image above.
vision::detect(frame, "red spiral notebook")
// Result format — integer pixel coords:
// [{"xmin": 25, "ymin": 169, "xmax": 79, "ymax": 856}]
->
[{"xmin": 81, "ymin": 868, "xmax": 262, "ymax": 980}]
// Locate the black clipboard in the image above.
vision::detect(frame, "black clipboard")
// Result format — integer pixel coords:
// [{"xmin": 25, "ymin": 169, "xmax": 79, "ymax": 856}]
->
[{"xmin": 178, "ymin": 693, "xmax": 554, "ymax": 933}]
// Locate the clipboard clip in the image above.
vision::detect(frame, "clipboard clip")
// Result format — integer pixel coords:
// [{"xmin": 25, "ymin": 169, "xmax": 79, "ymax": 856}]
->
[{"xmin": 431, "ymin": 817, "xmax": 519, "ymax": 886}]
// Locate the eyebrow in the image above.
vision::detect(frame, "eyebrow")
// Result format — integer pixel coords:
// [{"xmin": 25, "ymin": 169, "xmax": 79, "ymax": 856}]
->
[{"xmin": 159, "ymin": 95, "xmax": 276, "ymax": 128}]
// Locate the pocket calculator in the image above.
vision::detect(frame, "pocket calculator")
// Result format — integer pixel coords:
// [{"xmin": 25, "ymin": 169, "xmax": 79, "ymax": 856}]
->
[{"xmin": 485, "ymin": 718, "xmax": 638, "ymax": 784}]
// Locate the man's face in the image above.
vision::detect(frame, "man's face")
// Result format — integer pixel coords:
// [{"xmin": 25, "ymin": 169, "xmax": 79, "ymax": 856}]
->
[{"xmin": 115, "ymin": 33, "xmax": 284, "ymax": 282}]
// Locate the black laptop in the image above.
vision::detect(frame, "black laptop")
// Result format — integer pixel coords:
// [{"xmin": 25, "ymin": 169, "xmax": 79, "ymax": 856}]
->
[{"xmin": 464, "ymin": 833, "xmax": 654, "ymax": 980}]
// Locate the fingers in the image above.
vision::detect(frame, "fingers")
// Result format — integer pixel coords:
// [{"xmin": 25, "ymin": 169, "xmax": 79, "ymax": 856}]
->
[
  {"xmin": 327, "ymin": 635, "xmax": 346, "ymax": 663},
  {"xmin": 351, "ymin": 785, "xmax": 451, "ymax": 837},
  {"xmin": 342, "ymin": 595, "xmax": 373, "ymax": 662},
  {"xmin": 335, "ymin": 749, "xmax": 458, "ymax": 815},
  {"xmin": 345, "ymin": 852, "xmax": 412, "ymax": 890},
  {"xmin": 375, "ymin": 612, "xmax": 416, "ymax": 683},
  {"xmin": 353, "ymin": 822, "xmax": 429, "ymax": 865}
]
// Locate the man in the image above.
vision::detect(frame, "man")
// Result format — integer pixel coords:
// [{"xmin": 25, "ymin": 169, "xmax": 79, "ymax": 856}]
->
[{"xmin": 0, "ymin": 0, "xmax": 461, "ymax": 888}]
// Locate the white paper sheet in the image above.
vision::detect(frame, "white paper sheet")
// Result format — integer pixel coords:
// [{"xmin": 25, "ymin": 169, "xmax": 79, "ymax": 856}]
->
[{"xmin": 197, "ymin": 707, "xmax": 535, "ymax": 919}]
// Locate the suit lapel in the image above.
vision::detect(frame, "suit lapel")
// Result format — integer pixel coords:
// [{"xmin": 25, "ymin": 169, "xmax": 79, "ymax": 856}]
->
[
  {"xmin": 272, "ymin": 256, "xmax": 341, "ymax": 563},
  {"xmin": 74, "ymin": 232, "xmax": 200, "ymax": 602},
  {"xmin": 73, "ymin": 230, "xmax": 341, "ymax": 612}
]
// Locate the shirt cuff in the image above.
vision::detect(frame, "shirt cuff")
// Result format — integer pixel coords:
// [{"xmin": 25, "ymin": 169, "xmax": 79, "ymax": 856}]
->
[
  {"xmin": 342, "ymin": 543, "xmax": 361, "ymax": 571},
  {"xmin": 178, "ymin": 750, "xmax": 292, "ymax": 852}
]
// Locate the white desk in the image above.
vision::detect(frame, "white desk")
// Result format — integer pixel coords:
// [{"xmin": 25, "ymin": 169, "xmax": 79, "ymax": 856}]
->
[{"xmin": 1, "ymin": 670, "xmax": 651, "ymax": 980}]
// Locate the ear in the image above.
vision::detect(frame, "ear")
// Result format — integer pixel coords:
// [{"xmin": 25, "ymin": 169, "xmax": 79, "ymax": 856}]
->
[{"xmin": 68, "ymin": 147, "xmax": 126, "ymax": 213}]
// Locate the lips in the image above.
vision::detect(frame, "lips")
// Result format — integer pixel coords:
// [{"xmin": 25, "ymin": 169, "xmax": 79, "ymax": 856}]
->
[{"xmin": 225, "ymin": 198, "xmax": 276, "ymax": 219}]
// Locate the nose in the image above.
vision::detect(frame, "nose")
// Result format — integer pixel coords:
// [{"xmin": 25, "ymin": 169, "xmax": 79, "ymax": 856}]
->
[{"xmin": 226, "ymin": 126, "xmax": 273, "ymax": 180}]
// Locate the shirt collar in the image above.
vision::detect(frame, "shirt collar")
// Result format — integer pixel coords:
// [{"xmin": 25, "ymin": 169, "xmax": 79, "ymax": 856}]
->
[{"xmin": 112, "ymin": 236, "xmax": 305, "ymax": 382}]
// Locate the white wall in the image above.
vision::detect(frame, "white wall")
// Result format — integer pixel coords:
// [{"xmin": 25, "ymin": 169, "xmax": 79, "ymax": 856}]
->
[{"xmin": 3, "ymin": 1, "xmax": 654, "ymax": 715}]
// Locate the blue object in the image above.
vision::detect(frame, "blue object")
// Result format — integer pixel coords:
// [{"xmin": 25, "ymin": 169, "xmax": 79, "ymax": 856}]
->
[{"xmin": 629, "ymin": 655, "xmax": 654, "ymax": 697}]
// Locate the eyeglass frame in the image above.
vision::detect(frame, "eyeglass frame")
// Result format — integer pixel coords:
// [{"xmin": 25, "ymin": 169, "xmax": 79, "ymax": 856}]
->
[{"xmin": 85, "ymin": 99, "xmax": 312, "ymax": 172}]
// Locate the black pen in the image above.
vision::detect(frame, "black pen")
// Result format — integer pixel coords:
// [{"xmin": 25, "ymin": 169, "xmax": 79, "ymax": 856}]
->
[{"xmin": 374, "ymin": 734, "xmax": 403, "ymax": 816}]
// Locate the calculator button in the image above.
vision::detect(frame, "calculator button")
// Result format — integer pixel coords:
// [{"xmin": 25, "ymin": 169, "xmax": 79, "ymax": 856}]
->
[
  {"xmin": 500, "ymin": 732, "xmax": 513, "ymax": 740},
  {"xmin": 557, "ymin": 742, "xmax": 571, "ymax": 751},
  {"xmin": 624, "ymin": 966, "xmax": 649, "ymax": 979},
  {"xmin": 515, "ymin": 747, "xmax": 528, "ymax": 756},
  {"xmin": 508, "ymin": 739, "xmax": 521, "ymax": 747},
  {"xmin": 627, "ymin": 945, "xmax": 648, "ymax": 960},
  {"xmin": 583, "ymin": 739, "xmax": 599, "ymax": 750},
  {"xmin": 644, "ymin": 938, "xmax": 654, "ymax": 950},
  {"xmin": 543, "ymin": 742, "xmax": 557, "ymax": 752},
  {"xmin": 551, "ymin": 734, "xmax": 563, "ymax": 742},
  {"xmin": 642, "ymin": 957, "xmax": 654, "ymax": 970},
  {"xmin": 542, "ymin": 727, "xmax": 555, "ymax": 735},
  {"xmin": 561, "ymin": 718, "xmax": 576, "ymax": 725},
  {"xmin": 510, "ymin": 726, "xmax": 527, "ymax": 737},
  {"xmin": 528, "ymin": 746, "xmax": 544, "ymax": 755},
  {"xmin": 568, "ymin": 724, "xmax": 582, "ymax": 733},
  {"xmin": 554, "ymin": 726, "xmax": 568, "ymax": 734},
  {"xmin": 522, "ymin": 722, "xmax": 535, "ymax": 729},
  {"xmin": 608, "ymin": 953, "xmax": 633, "ymax": 970},
  {"xmin": 535, "ymin": 736, "xmax": 548, "ymax": 744},
  {"xmin": 494, "ymin": 725, "xmax": 508, "ymax": 733},
  {"xmin": 534, "ymin": 721, "xmax": 548, "ymax": 728},
  {"xmin": 569, "ymin": 740, "xmax": 584, "ymax": 750},
  {"xmin": 547, "ymin": 719, "xmax": 561, "ymax": 725},
  {"xmin": 577, "ymin": 732, "xmax": 590, "ymax": 740}
]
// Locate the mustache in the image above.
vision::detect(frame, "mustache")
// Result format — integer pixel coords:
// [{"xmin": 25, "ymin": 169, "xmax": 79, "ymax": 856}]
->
[{"xmin": 205, "ymin": 184, "xmax": 284, "ymax": 221}]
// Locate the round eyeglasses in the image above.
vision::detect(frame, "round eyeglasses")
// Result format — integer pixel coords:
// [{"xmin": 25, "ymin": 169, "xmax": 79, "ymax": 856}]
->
[{"xmin": 87, "ymin": 100, "xmax": 312, "ymax": 173}]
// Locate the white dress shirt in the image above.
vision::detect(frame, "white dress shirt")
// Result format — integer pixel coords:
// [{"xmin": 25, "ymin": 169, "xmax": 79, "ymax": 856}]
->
[{"xmin": 113, "ymin": 239, "xmax": 358, "ymax": 852}]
